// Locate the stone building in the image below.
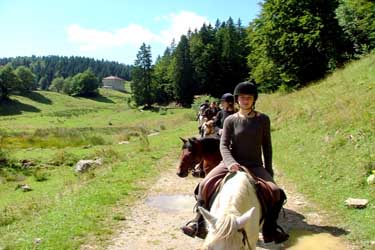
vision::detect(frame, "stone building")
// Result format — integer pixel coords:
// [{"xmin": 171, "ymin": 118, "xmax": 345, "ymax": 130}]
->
[{"xmin": 102, "ymin": 76, "xmax": 125, "ymax": 91}]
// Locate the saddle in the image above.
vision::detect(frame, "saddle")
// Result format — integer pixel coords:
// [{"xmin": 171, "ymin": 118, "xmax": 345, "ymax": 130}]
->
[{"xmin": 200, "ymin": 168, "xmax": 279, "ymax": 224}]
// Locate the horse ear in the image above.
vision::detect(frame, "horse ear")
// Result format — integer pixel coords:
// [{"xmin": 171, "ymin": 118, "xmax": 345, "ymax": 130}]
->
[
  {"xmin": 236, "ymin": 207, "xmax": 256, "ymax": 230},
  {"xmin": 198, "ymin": 206, "xmax": 217, "ymax": 227},
  {"xmin": 179, "ymin": 137, "xmax": 187, "ymax": 143}
]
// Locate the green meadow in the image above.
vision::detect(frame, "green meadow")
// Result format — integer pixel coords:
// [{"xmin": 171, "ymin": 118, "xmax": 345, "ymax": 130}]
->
[
  {"xmin": 0, "ymin": 54, "xmax": 374, "ymax": 249},
  {"xmin": 259, "ymin": 53, "xmax": 375, "ymax": 249},
  {"xmin": 0, "ymin": 89, "xmax": 196, "ymax": 249}
]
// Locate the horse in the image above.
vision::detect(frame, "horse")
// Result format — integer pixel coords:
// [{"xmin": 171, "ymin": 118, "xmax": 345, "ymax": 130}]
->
[
  {"xmin": 199, "ymin": 171, "xmax": 262, "ymax": 250},
  {"xmin": 201, "ymin": 120, "xmax": 220, "ymax": 138},
  {"xmin": 176, "ymin": 137, "xmax": 222, "ymax": 178}
]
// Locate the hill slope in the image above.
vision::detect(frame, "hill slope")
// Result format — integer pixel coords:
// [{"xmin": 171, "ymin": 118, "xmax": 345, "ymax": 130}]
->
[{"xmin": 258, "ymin": 53, "xmax": 375, "ymax": 249}]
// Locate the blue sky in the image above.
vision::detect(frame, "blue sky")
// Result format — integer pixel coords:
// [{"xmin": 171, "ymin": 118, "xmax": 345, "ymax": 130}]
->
[{"xmin": 0, "ymin": 0, "xmax": 261, "ymax": 64}]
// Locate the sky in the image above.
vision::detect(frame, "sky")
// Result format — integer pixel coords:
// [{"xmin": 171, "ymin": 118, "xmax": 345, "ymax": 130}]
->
[{"xmin": 0, "ymin": 0, "xmax": 261, "ymax": 64}]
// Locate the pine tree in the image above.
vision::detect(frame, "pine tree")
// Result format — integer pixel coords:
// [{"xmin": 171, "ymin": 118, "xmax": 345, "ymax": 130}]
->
[
  {"xmin": 172, "ymin": 35, "xmax": 194, "ymax": 107},
  {"xmin": 131, "ymin": 43, "xmax": 154, "ymax": 107}
]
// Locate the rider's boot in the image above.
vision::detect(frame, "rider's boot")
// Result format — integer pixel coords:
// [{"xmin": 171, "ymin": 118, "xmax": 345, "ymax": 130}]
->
[
  {"xmin": 181, "ymin": 200, "xmax": 207, "ymax": 239},
  {"xmin": 262, "ymin": 190, "xmax": 289, "ymax": 244}
]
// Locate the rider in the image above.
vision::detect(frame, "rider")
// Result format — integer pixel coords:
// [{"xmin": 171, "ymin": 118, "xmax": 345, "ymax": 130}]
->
[
  {"xmin": 202, "ymin": 101, "xmax": 220, "ymax": 121},
  {"xmin": 197, "ymin": 100, "xmax": 210, "ymax": 137},
  {"xmin": 181, "ymin": 81, "xmax": 289, "ymax": 244},
  {"xmin": 214, "ymin": 93, "xmax": 236, "ymax": 135}
]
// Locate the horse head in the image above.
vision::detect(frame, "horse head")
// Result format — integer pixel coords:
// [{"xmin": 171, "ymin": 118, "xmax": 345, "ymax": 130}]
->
[
  {"xmin": 202, "ymin": 120, "xmax": 217, "ymax": 138},
  {"xmin": 198, "ymin": 172, "xmax": 261, "ymax": 250},
  {"xmin": 176, "ymin": 137, "xmax": 202, "ymax": 177}
]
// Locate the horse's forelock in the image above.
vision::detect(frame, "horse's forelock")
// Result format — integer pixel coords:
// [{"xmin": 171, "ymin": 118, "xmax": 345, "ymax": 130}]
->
[
  {"xmin": 182, "ymin": 137, "xmax": 198, "ymax": 151},
  {"xmin": 204, "ymin": 172, "xmax": 258, "ymax": 250}
]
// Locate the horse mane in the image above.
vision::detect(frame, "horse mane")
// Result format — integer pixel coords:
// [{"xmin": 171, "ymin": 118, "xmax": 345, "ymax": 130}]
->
[
  {"xmin": 182, "ymin": 137, "xmax": 220, "ymax": 154},
  {"xmin": 199, "ymin": 137, "xmax": 220, "ymax": 154},
  {"xmin": 204, "ymin": 172, "xmax": 256, "ymax": 249}
]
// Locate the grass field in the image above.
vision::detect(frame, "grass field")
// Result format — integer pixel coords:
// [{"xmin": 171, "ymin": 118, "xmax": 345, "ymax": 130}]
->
[
  {"xmin": 258, "ymin": 53, "xmax": 375, "ymax": 249},
  {"xmin": 0, "ymin": 89, "xmax": 197, "ymax": 249},
  {"xmin": 0, "ymin": 54, "xmax": 374, "ymax": 249}
]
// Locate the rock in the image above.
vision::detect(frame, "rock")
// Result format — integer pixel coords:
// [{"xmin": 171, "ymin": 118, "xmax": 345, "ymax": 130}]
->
[
  {"xmin": 75, "ymin": 158, "xmax": 103, "ymax": 173},
  {"xmin": 15, "ymin": 184, "xmax": 32, "ymax": 192},
  {"xmin": 118, "ymin": 141, "xmax": 130, "ymax": 144},
  {"xmin": 345, "ymin": 198, "xmax": 368, "ymax": 209},
  {"xmin": 367, "ymin": 174, "xmax": 375, "ymax": 185}
]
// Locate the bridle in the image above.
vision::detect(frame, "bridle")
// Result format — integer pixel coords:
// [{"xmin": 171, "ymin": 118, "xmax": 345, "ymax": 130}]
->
[
  {"xmin": 180, "ymin": 141, "xmax": 203, "ymax": 173},
  {"xmin": 238, "ymin": 228, "xmax": 252, "ymax": 250}
]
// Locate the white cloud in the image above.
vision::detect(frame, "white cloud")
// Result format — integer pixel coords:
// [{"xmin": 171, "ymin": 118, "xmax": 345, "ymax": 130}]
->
[
  {"xmin": 67, "ymin": 24, "xmax": 159, "ymax": 51},
  {"xmin": 159, "ymin": 11, "xmax": 209, "ymax": 45},
  {"xmin": 67, "ymin": 11, "xmax": 209, "ymax": 51}
]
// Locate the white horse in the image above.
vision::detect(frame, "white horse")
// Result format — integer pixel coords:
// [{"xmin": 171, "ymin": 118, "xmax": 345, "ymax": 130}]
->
[{"xmin": 199, "ymin": 171, "xmax": 262, "ymax": 250}]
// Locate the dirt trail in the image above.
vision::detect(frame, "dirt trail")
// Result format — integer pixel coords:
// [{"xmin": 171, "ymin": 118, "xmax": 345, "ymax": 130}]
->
[{"xmin": 100, "ymin": 166, "xmax": 355, "ymax": 250}]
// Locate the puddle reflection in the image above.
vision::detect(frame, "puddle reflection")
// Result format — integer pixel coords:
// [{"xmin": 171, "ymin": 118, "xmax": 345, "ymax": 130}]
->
[{"xmin": 145, "ymin": 194, "xmax": 195, "ymax": 213}]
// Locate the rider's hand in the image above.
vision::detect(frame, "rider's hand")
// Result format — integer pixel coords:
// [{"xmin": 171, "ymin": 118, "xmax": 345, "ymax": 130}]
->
[{"xmin": 229, "ymin": 164, "xmax": 240, "ymax": 172}]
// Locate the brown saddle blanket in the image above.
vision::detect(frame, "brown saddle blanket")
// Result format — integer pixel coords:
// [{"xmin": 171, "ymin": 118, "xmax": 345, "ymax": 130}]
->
[{"xmin": 200, "ymin": 169, "xmax": 278, "ymax": 223}]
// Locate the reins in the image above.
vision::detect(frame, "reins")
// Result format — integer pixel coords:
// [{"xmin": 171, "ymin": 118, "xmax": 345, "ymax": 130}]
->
[{"xmin": 238, "ymin": 228, "xmax": 253, "ymax": 250}]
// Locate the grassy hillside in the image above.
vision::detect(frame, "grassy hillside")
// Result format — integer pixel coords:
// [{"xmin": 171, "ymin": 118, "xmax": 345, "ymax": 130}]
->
[
  {"xmin": 258, "ymin": 53, "xmax": 375, "ymax": 249},
  {"xmin": 0, "ymin": 89, "xmax": 197, "ymax": 249}
]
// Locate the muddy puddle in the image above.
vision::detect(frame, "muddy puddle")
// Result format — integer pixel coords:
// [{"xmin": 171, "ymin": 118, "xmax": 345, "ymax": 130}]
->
[
  {"xmin": 282, "ymin": 229, "xmax": 348, "ymax": 250},
  {"xmin": 145, "ymin": 194, "xmax": 195, "ymax": 213}
]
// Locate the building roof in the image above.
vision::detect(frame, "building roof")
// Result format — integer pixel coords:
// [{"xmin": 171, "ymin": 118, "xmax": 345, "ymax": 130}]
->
[{"xmin": 103, "ymin": 76, "xmax": 124, "ymax": 81}]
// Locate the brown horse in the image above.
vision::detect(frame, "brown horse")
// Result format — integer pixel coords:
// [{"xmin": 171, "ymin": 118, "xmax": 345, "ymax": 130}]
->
[{"xmin": 176, "ymin": 137, "xmax": 222, "ymax": 178}]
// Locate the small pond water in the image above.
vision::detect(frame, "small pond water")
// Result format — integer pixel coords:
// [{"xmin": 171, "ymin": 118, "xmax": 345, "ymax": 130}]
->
[{"xmin": 145, "ymin": 194, "xmax": 195, "ymax": 213}]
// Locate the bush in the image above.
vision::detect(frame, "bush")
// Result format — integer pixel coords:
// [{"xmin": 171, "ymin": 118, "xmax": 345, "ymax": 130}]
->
[
  {"xmin": 33, "ymin": 168, "xmax": 49, "ymax": 182},
  {"xmin": 50, "ymin": 150, "xmax": 79, "ymax": 166}
]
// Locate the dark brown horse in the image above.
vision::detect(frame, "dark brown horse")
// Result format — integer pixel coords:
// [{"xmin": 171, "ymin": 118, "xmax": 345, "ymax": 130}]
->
[{"xmin": 176, "ymin": 137, "xmax": 222, "ymax": 178}]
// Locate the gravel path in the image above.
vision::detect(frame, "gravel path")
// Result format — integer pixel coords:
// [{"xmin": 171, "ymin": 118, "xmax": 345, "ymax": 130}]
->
[{"xmin": 96, "ymin": 166, "xmax": 355, "ymax": 250}]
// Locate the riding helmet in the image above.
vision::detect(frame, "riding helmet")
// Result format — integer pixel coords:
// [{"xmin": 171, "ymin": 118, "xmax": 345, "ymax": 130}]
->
[
  {"xmin": 233, "ymin": 81, "xmax": 258, "ymax": 102},
  {"xmin": 220, "ymin": 93, "xmax": 234, "ymax": 103}
]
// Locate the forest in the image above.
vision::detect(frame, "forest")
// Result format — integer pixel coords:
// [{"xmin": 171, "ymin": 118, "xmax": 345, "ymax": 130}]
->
[{"xmin": 1, "ymin": 0, "xmax": 374, "ymax": 105}]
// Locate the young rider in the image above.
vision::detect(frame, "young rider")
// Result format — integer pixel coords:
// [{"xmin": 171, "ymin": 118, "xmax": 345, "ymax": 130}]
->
[
  {"xmin": 214, "ymin": 93, "xmax": 236, "ymax": 135},
  {"xmin": 181, "ymin": 81, "xmax": 289, "ymax": 244}
]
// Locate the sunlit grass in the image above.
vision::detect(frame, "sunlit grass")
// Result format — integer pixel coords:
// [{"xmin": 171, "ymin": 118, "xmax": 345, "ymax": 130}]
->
[
  {"xmin": 0, "ymin": 88, "xmax": 197, "ymax": 249},
  {"xmin": 258, "ymin": 53, "xmax": 375, "ymax": 249}
]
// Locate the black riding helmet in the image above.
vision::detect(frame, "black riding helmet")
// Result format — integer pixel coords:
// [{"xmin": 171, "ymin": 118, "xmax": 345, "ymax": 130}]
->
[
  {"xmin": 220, "ymin": 93, "xmax": 234, "ymax": 103},
  {"xmin": 233, "ymin": 81, "xmax": 258, "ymax": 103}
]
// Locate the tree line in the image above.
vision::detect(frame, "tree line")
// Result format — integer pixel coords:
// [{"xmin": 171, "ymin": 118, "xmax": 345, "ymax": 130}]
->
[
  {"xmin": 0, "ymin": 55, "xmax": 132, "ymax": 93},
  {"xmin": 0, "ymin": 64, "xmax": 100, "ymax": 100},
  {"xmin": 132, "ymin": 0, "xmax": 375, "ymax": 106}
]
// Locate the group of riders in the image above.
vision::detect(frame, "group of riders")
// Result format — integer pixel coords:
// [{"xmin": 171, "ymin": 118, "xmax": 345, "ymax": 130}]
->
[
  {"xmin": 197, "ymin": 92, "xmax": 236, "ymax": 138},
  {"xmin": 181, "ymin": 81, "xmax": 290, "ymax": 244}
]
